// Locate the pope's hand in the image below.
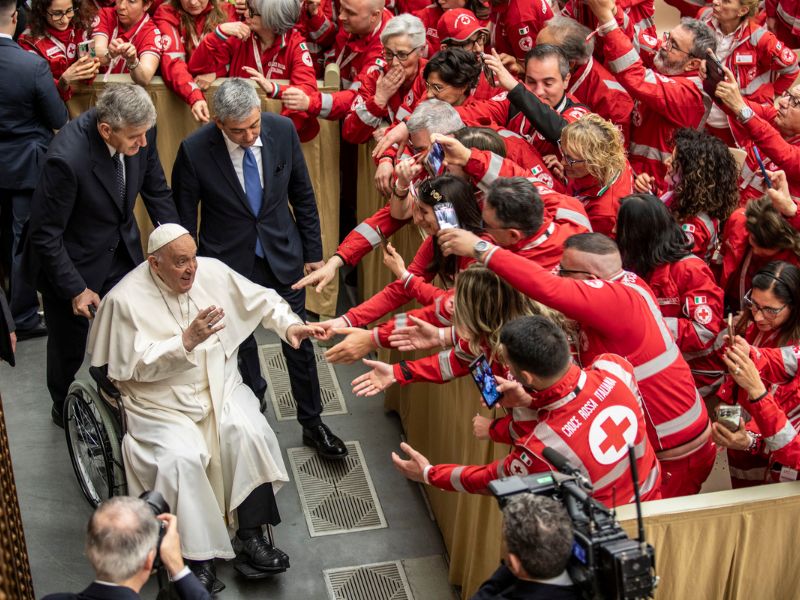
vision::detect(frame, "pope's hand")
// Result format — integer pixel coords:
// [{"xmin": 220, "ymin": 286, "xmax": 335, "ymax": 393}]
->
[
  {"xmin": 324, "ymin": 327, "xmax": 376, "ymax": 363},
  {"xmin": 286, "ymin": 323, "xmax": 325, "ymax": 349},
  {"xmin": 182, "ymin": 305, "xmax": 225, "ymax": 352},
  {"xmin": 437, "ymin": 228, "xmax": 482, "ymax": 257},
  {"xmin": 391, "ymin": 441, "xmax": 431, "ymax": 483}
]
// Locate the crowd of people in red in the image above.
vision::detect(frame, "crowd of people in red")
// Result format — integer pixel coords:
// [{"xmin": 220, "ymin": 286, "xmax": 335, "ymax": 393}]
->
[{"xmin": 14, "ymin": 0, "xmax": 800, "ymax": 501}]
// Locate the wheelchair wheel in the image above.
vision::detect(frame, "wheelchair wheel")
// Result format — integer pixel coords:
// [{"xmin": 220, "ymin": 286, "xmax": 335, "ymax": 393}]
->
[{"xmin": 64, "ymin": 380, "xmax": 128, "ymax": 508}]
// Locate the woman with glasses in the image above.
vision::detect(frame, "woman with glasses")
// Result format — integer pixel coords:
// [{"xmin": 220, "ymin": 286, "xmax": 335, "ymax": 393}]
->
[
  {"xmin": 413, "ymin": 0, "xmax": 488, "ymax": 56},
  {"xmin": 341, "ymin": 14, "xmax": 428, "ymax": 144},
  {"xmin": 616, "ymin": 194, "xmax": 726, "ymax": 398},
  {"xmin": 188, "ymin": 0, "xmax": 319, "ymax": 141},
  {"xmin": 711, "ymin": 261, "xmax": 800, "ymax": 487},
  {"xmin": 18, "ymin": 0, "xmax": 99, "ymax": 101},
  {"xmin": 153, "ymin": 0, "xmax": 235, "ymax": 123},
  {"xmin": 719, "ymin": 195, "xmax": 800, "ymax": 312},
  {"xmin": 558, "ymin": 114, "xmax": 632, "ymax": 237}
]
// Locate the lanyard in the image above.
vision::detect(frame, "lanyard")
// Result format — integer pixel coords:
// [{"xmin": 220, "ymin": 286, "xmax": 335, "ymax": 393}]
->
[{"xmin": 105, "ymin": 14, "xmax": 150, "ymax": 80}]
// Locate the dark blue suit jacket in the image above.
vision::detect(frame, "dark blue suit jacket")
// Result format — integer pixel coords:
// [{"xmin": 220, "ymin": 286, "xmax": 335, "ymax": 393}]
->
[
  {"xmin": 41, "ymin": 574, "xmax": 210, "ymax": 600},
  {"xmin": 22, "ymin": 109, "xmax": 178, "ymax": 300},
  {"xmin": 172, "ymin": 112, "xmax": 322, "ymax": 285},
  {"xmin": 0, "ymin": 36, "xmax": 68, "ymax": 190}
]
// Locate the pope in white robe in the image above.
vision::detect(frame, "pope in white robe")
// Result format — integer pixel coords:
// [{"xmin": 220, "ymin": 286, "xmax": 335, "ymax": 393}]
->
[{"xmin": 87, "ymin": 224, "xmax": 324, "ymax": 578}]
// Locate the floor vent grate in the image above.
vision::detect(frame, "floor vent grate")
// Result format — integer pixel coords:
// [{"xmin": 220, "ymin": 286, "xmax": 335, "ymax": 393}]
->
[{"xmin": 324, "ymin": 561, "xmax": 412, "ymax": 600}]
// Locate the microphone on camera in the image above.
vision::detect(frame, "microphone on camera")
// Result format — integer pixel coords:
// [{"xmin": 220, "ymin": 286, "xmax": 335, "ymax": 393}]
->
[{"xmin": 543, "ymin": 447, "xmax": 593, "ymax": 491}]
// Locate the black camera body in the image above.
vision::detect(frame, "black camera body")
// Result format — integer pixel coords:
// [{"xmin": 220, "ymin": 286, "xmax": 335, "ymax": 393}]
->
[
  {"xmin": 140, "ymin": 490, "xmax": 170, "ymax": 570},
  {"xmin": 489, "ymin": 470, "xmax": 657, "ymax": 600}
]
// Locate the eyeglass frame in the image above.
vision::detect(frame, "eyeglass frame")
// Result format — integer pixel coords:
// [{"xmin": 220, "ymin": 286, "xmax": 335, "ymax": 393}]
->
[
  {"xmin": 443, "ymin": 32, "xmax": 489, "ymax": 49},
  {"xmin": 557, "ymin": 140, "xmax": 586, "ymax": 167},
  {"xmin": 425, "ymin": 80, "xmax": 453, "ymax": 95},
  {"xmin": 662, "ymin": 31, "xmax": 698, "ymax": 58},
  {"xmin": 382, "ymin": 45, "xmax": 423, "ymax": 63},
  {"xmin": 743, "ymin": 289, "xmax": 789, "ymax": 319},
  {"xmin": 779, "ymin": 90, "xmax": 800, "ymax": 109},
  {"xmin": 47, "ymin": 5, "xmax": 77, "ymax": 19}
]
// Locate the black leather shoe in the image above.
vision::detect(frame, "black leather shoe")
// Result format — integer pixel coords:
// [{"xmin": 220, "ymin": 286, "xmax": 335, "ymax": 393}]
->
[
  {"xmin": 302, "ymin": 423, "xmax": 348, "ymax": 460},
  {"xmin": 237, "ymin": 535, "xmax": 290, "ymax": 572},
  {"xmin": 16, "ymin": 321, "xmax": 47, "ymax": 341},
  {"xmin": 51, "ymin": 404, "xmax": 64, "ymax": 429},
  {"xmin": 188, "ymin": 560, "xmax": 225, "ymax": 594}
]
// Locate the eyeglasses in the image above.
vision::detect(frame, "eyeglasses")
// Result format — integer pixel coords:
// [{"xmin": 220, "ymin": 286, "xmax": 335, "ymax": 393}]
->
[
  {"xmin": 779, "ymin": 90, "xmax": 800, "ymax": 109},
  {"xmin": 743, "ymin": 289, "xmax": 788, "ymax": 319},
  {"xmin": 557, "ymin": 264, "xmax": 594, "ymax": 278},
  {"xmin": 383, "ymin": 46, "xmax": 422, "ymax": 63},
  {"xmin": 557, "ymin": 141, "xmax": 585, "ymax": 167},
  {"xmin": 425, "ymin": 81, "xmax": 450, "ymax": 95},
  {"xmin": 662, "ymin": 31, "xmax": 696, "ymax": 58},
  {"xmin": 47, "ymin": 5, "xmax": 77, "ymax": 19},
  {"xmin": 445, "ymin": 32, "xmax": 489, "ymax": 49}
]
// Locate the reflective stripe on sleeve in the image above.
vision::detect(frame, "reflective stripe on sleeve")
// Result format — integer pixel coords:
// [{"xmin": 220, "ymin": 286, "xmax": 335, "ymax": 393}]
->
[
  {"xmin": 782, "ymin": 346, "xmax": 799, "ymax": 377},
  {"xmin": 319, "ymin": 93, "xmax": 333, "ymax": 118},
  {"xmin": 763, "ymin": 420, "xmax": 797, "ymax": 452},
  {"xmin": 355, "ymin": 100, "xmax": 384, "ymax": 127},
  {"xmin": 478, "ymin": 152, "xmax": 504, "ymax": 192},
  {"xmin": 608, "ymin": 48, "xmax": 639, "ymax": 73},
  {"xmin": 629, "ymin": 143, "xmax": 673, "ymax": 163},
  {"xmin": 438, "ymin": 350, "xmax": 455, "ymax": 380},
  {"xmin": 555, "ymin": 208, "xmax": 592, "ymax": 231},
  {"xmin": 450, "ymin": 466, "xmax": 466, "ymax": 491},
  {"xmin": 653, "ymin": 390, "xmax": 703, "ymax": 439},
  {"xmin": 353, "ymin": 221, "xmax": 381, "ymax": 246}
]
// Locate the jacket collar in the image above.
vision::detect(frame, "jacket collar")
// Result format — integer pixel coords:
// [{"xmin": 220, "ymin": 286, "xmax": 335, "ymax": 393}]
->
[{"xmin": 529, "ymin": 364, "xmax": 586, "ymax": 412}]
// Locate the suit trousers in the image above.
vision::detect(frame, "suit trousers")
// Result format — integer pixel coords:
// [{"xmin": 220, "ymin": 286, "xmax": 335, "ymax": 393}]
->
[
  {"xmin": 237, "ymin": 481, "xmax": 280, "ymax": 530},
  {"xmin": 239, "ymin": 256, "xmax": 322, "ymax": 428},
  {"xmin": 43, "ymin": 246, "xmax": 134, "ymax": 409},
  {"xmin": 0, "ymin": 189, "xmax": 39, "ymax": 330}
]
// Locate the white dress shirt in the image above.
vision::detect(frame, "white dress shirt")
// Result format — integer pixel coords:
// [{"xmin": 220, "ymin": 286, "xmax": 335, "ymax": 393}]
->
[{"xmin": 221, "ymin": 130, "xmax": 264, "ymax": 191}]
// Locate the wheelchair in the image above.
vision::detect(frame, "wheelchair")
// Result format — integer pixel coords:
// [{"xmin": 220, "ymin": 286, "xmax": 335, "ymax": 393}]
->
[{"xmin": 63, "ymin": 365, "xmax": 128, "ymax": 507}]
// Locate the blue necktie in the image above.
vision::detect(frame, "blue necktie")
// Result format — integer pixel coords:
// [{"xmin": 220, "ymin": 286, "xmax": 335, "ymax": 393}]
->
[{"xmin": 242, "ymin": 146, "xmax": 265, "ymax": 258}]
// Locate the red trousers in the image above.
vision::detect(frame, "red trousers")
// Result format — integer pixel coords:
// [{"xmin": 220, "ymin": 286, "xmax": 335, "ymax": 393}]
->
[{"xmin": 658, "ymin": 437, "xmax": 717, "ymax": 498}]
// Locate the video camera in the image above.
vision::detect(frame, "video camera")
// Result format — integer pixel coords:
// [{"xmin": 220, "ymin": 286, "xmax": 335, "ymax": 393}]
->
[{"xmin": 488, "ymin": 447, "xmax": 657, "ymax": 600}]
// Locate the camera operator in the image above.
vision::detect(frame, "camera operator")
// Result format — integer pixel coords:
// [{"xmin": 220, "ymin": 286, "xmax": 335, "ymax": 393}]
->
[
  {"xmin": 42, "ymin": 496, "xmax": 210, "ymax": 600},
  {"xmin": 472, "ymin": 494, "xmax": 581, "ymax": 600}
]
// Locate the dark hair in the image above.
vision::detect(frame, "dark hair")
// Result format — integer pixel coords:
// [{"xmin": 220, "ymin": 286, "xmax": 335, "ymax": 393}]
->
[
  {"xmin": 737, "ymin": 261, "xmax": 800, "ymax": 346},
  {"xmin": 503, "ymin": 494, "xmax": 574, "ymax": 579},
  {"xmin": 500, "ymin": 315, "xmax": 571, "ymax": 378},
  {"xmin": 418, "ymin": 175, "xmax": 482, "ymax": 284},
  {"xmin": 424, "ymin": 47, "xmax": 482, "ymax": 92},
  {"xmin": 485, "ymin": 177, "xmax": 544, "ymax": 236},
  {"xmin": 524, "ymin": 44, "xmax": 570, "ymax": 79},
  {"xmin": 616, "ymin": 193, "xmax": 691, "ymax": 277},
  {"xmin": 670, "ymin": 128, "xmax": 739, "ymax": 221},
  {"xmin": 563, "ymin": 232, "xmax": 619, "ymax": 255},
  {"xmin": 27, "ymin": 0, "xmax": 91, "ymax": 37},
  {"xmin": 453, "ymin": 126, "xmax": 507, "ymax": 157},
  {"xmin": 745, "ymin": 197, "xmax": 800, "ymax": 257}
]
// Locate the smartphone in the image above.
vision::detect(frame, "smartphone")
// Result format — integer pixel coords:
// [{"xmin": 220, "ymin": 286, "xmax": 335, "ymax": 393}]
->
[
  {"xmin": 425, "ymin": 142, "xmax": 445, "ymax": 177},
  {"xmin": 434, "ymin": 201, "xmax": 460, "ymax": 230},
  {"xmin": 469, "ymin": 354, "xmax": 503, "ymax": 408},
  {"xmin": 752, "ymin": 146, "xmax": 772, "ymax": 189},
  {"xmin": 77, "ymin": 39, "xmax": 96, "ymax": 58},
  {"xmin": 703, "ymin": 51, "xmax": 725, "ymax": 97},
  {"xmin": 716, "ymin": 404, "xmax": 742, "ymax": 432},
  {"xmin": 481, "ymin": 54, "xmax": 496, "ymax": 87},
  {"xmin": 375, "ymin": 225, "xmax": 389, "ymax": 249},
  {"xmin": 727, "ymin": 313, "xmax": 735, "ymax": 345}
]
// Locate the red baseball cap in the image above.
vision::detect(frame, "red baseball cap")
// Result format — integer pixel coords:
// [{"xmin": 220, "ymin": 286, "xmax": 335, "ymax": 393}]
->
[{"xmin": 437, "ymin": 9, "xmax": 489, "ymax": 45}]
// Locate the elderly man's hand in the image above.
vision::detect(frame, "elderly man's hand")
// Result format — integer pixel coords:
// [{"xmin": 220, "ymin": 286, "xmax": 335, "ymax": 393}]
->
[
  {"xmin": 286, "ymin": 323, "xmax": 325, "ymax": 349},
  {"xmin": 437, "ymin": 228, "xmax": 483, "ymax": 257},
  {"xmin": 324, "ymin": 327, "xmax": 376, "ymax": 363},
  {"xmin": 715, "ymin": 65, "xmax": 746, "ymax": 114},
  {"xmin": 182, "ymin": 305, "xmax": 225, "ymax": 352},
  {"xmin": 72, "ymin": 288, "xmax": 101, "ymax": 319},
  {"xmin": 391, "ymin": 441, "xmax": 431, "ymax": 483},
  {"xmin": 156, "ymin": 513, "xmax": 184, "ymax": 579}
]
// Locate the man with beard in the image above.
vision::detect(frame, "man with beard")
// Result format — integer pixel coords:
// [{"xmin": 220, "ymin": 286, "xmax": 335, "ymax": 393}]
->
[{"xmin": 585, "ymin": 0, "xmax": 716, "ymax": 196}]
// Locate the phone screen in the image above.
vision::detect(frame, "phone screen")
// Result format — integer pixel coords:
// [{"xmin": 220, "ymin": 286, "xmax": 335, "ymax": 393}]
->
[
  {"xmin": 426, "ymin": 142, "xmax": 445, "ymax": 177},
  {"xmin": 433, "ymin": 201, "xmax": 460, "ymax": 230},
  {"xmin": 78, "ymin": 39, "xmax": 96, "ymax": 58},
  {"xmin": 469, "ymin": 354, "xmax": 503, "ymax": 408}
]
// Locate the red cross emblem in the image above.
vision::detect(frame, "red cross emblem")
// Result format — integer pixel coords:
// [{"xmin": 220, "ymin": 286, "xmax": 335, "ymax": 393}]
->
[
  {"xmin": 588, "ymin": 406, "xmax": 639, "ymax": 465},
  {"xmin": 599, "ymin": 416, "xmax": 632, "ymax": 453}
]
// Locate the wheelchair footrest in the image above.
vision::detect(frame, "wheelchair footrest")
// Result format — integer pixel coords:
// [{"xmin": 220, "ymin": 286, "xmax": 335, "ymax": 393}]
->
[{"xmin": 233, "ymin": 560, "xmax": 287, "ymax": 578}]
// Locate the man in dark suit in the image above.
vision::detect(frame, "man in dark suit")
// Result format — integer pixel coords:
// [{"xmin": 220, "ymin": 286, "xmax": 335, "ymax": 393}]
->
[
  {"xmin": 0, "ymin": 0, "xmax": 67, "ymax": 340},
  {"xmin": 172, "ymin": 78, "xmax": 347, "ymax": 460},
  {"xmin": 24, "ymin": 83, "xmax": 178, "ymax": 428},
  {"xmin": 42, "ymin": 496, "xmax": 210, "ymax": 600}
]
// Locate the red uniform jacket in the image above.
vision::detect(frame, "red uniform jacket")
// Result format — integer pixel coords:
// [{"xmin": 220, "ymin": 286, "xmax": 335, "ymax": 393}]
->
[
  {"xmin": 659, "ymin": 191, "xmax": 722, "ymax": 263},
  {"xmin": 766, "ymin": 0, "xmax": 800, "ymax": 47},
  {"xmin": 425, "ymin": 355, "xmax": 662, "ymax": 505},
  {"xmin": 415, "ymin": 5, "xmax": 443, "ymax": 55},
  {"xmin": 481, "ymin": 246, "xmax": 710, "ymax": 452},
  {"xmin": 93, "ymin": 9, "xmax": 163, "ymax": 74},
  {"xmin": 601, "ymin": 25, "xmax": 710, "ymax": 195},
  {"xmin": 489, "ymin": 0, "xmax": 553, "ymax": 61},
  {"xmin": 566, "ymin": 161, "xmax": 634, "ymax": 237},
  {"xmin": 567, "ymin": 56, "xmax": 634, "ymax": 144},
  {"xmin": 294, "ymin": 0, "xmax": 336, "ymax": 67},
  {"xmin": 153, "ymin": 2, "xmax": 237, "ymax": 107},
  {"xmin": 18, "ymin": 25, "xmax": 90, "ymax": 101},
  {"xmin": 188, "ymin": 28, "xmax": 320, "ymax": 142}
]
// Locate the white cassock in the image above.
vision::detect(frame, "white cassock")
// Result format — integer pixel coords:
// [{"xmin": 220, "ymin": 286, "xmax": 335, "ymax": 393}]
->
[{"xmin": 88, "ymin": 257, "xmax": 302, "ymax": 560}]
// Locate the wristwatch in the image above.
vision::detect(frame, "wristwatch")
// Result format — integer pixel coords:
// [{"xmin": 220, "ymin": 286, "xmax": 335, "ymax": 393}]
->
[
  {"xmin": 737, "ymin": 105, "xmax": 754, "ymax": 123},
  {"xmin": 473, "ymin": 239, "xmax": 491, "ymax": 259}
]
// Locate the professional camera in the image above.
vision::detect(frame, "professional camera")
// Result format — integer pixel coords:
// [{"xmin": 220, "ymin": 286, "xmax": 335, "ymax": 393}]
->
[
  {"xmin": 139, "ymin": 490, "xmax": 170, "ymax": 570},
  {"xmin": 488, "ymin": 447, "xmax": 657, "ymax": 600}
]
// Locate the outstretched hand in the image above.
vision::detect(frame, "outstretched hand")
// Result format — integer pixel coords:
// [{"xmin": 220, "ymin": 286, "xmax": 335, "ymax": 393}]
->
[
  {"xmin": 391, "ymin": 441, "xmax": 431, "ymax": 483},
  {"xmin": 351, "ymin": 358, "xmax": 397, "ymax": 396},
  {"xmin": 183, "ymin": 305, "xmax": 225, "ymax": 352},
  {"xmin": 286, "ymin": 323, "xmax": 325, "ymax": 349}
]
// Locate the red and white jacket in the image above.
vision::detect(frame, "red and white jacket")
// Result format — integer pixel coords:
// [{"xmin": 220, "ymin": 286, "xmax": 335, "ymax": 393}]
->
[
  {"xmin": 480, "ymin": 246, "xmax": 710, "ymax": 453},
  {"xmin": 567, "ymin": 57, "xmax": 635, "ymax": 144},
  {"xmin": 563, "ymin": 0, "xmax": 656, "ymax": 60},
  {"xmin": 343, "ymin": 59, "xmax": 428, "ymax": 144},
  {"xmin": 153, "ymin": 2, "xmax": 237, "ymax": 107},
  {"xmin": 18, "ymin": 25, "xmax": 90, "ymax": 101},
  {"xmin": 188, "ymin": 28, "xmax": 320, "ymax": 142},
  {"xmin": 489, "ymin": 0, "xmax": 553, "ymax": 61},
  {"xmin": 742, "ymin": 389, "xmax": 800, "ymax": 482},
  {"xmin": 766, "ymin": 0, "xmax": 800, "ymax": 48},
  {"xmin": 566, "ymin": 161, "xmax": 634, "ymax": 238},
  {"xmin": 93, "ymin": 9, "xmax": 163, "ymax": 74},
  {"xmin": 424, "ymin": 355, "xmax": 662, "ymax": 506},
  {"xmin": 414, "ymin": 5, "xmax": 444, "ymax": 56},
  {"xmin": 601, "ymin": 24, "xmax": 711, "ymax": 196},
  {"xmin": 293, "ymin": 0, "xmax": 336, "ymax": 69},
  {"xmin": 660, "ymin": 190, "xmax": 722, "ymax": 264}
]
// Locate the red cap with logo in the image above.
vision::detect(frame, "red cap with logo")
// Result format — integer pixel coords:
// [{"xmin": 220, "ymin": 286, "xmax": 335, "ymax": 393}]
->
[{"xmin": 437, "ymin": 9, "xmax": 489, "ymax": 44}]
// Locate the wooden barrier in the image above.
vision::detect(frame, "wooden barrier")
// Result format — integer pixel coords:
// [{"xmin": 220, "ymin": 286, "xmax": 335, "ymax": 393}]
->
[{"xmin": 66, "ymin": 75, "xmax": 341, "ymax": 318}]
